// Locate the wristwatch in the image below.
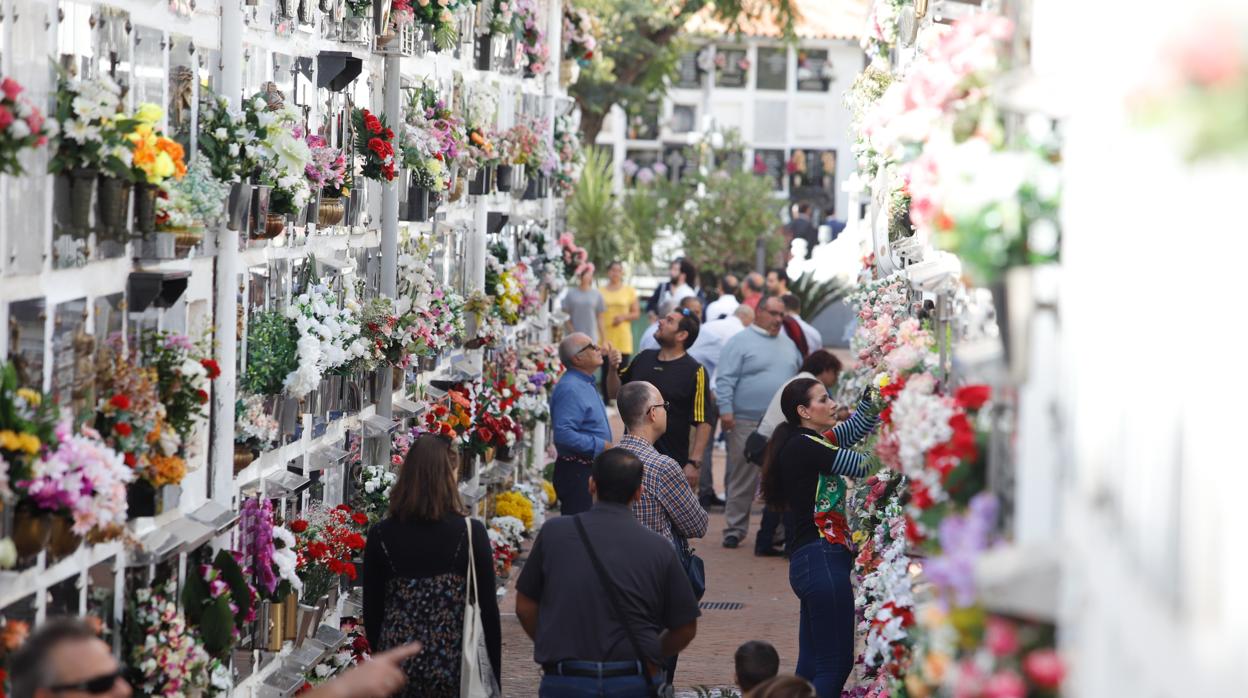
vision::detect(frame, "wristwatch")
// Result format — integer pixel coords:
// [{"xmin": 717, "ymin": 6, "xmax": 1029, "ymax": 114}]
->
[{"xmin": 686, "ymin": 459, "xmax": 701, "ymax": 469}]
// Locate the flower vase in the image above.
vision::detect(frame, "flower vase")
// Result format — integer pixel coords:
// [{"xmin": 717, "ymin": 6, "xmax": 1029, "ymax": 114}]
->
[
  {"xmin": 47, "ymin": 515, "xmax": 83, "ymax": 561},
  {"xmin": 521, "ymin": 174, "xmax": 539, "ymax": 200},
  {"xmin": 66, "ymin": 168, "xmax": 98, "ymax": 235},
  {"xmin": 560, "ymin": 59, "xmax": 580, "ymax": 87},
  {"xmin": 233, "ymin": 443, "xmax": 256, "ymax": 475},
  {"xmin": 496, "ymin": 444, "xmax": 512, "ymax": 462},
  {"xmin": 475, "ymin": 35, "xmax": 493, "ymax": 71},
  {"xmin": 95, "ymin": 175, "xmax": 132, "ymax": 241},
  {"xmin": 483, "ymin": 446, "xmax": 496, "ymax": 465},
  {"xmin": 467, "ymin": 166, "xmax": 492, "ymax": 195},
  {"xmin": 495, "ymin": 164, "xmax": 514, "ymax": 193},
  {"xmin": 249, "ymin": 184, "xmax": 272, "ymax": 235},
  {"xmin": 295, "ymin": 602, "xmax": 319, "ymax": 647},
  {"xmin": 281, "ymin": 592, "xmax": 299, "ymax": 640},
  {"xmin": 226, "ymin": 181, "xmax": 253, "ymax": 231},
  {"xmin": 133, "ymin": 182, "xmax": 159, "ymax": 235},
  {"xmin": 264, "ymin": 600, "xmax": 285, "ymax": 651},
  {"xmin": 259, "ymin": 212, "xmax": 286, "ymax": 239},
  {"xmin": 448, "ymin": 172, "xmax": 466, "ymax": 202},
  {"xmin": 318, "ymin": 196, "xmax": 345, "ymax": 226},
  {"xmin": 174, "ymin": 229, "xmax": 203, "ymax": 257},
  {"xmin": 126, "ymin": 479, "xmax": 158, "ymax": 519},
  {"xmin": 406, "ymin": 185, "xmax": 430, "ymax": 222},
  {"xmin": 11, "ymin": 506, "xmax": 50, "ymax": 561}
]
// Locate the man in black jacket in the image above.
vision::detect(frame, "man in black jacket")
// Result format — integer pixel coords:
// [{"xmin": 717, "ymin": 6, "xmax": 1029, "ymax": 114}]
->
[{"xmin": 786, "ymin": 202, "xmax": 818, "ymax": 259}]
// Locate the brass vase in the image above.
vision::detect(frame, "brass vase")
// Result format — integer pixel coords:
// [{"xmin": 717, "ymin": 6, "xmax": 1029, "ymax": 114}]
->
[
  {"xmin": 233, "ymin": 443, "xmax": 256, "ymax": 475},
  {"xmin": 47, "ymin": 515, "xmax": 83, "ymax": 560},
  {"xmin": 318, "ymin": 196, "xmax": 345, "ymax": 227},
  {"xmin": 281, "ymin": 592, "xmax": 298, "ymax": 641},
  {"xmin": 12, "ymin": 506, "xmax": 50, "ymax": 560},
  {"xmin": 133, "ymin": 182, "xmax": 159, "ymax": 235},
  {"xmin": 260, "ymin": 213, "xmax": 286, "ymax": 239}
]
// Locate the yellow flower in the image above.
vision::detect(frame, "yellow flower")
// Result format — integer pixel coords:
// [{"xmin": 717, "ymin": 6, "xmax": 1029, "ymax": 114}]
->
[
  {"xmin": 875, "ymin": 373, "xmax": 891, "ymax": 389},
  {"xmin": 16, "ymin": 388, "xmax": 41, "ymax": 406},
  {"xmin": 494, "ymin": 491, "xmax": 534, "ymax": 530},
  {"xmin": 542, "ymin": 480, "xmax": 557, "ymax": 506},
  {"xmin": 17, "ymin": 433, "xmax": 40, "ymax": 455},
  {"xmin": 851, "ymin": 530, "xmax": 868, "ymax": 545},
  {"xmin": 135, "ymin": 103, "xmax": 164, "ymax": 125},
  {"xmin": 0, "ymin": 430, "xmax": 20, "ymax": 451},
  {"xmin": 152, "ymin": 151, "xmax": 175, "ymax": 182}
]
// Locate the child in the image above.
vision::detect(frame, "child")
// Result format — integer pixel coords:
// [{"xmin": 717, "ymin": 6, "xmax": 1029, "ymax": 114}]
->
[{"xmin": 735, "ymin": 640, "xmax": 781, "ymax": 696}]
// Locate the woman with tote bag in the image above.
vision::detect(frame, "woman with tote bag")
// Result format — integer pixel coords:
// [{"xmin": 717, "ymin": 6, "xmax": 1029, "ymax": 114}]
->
[{"xmin": 363, "ymin": 433, "xmax": 502, "ymax": 697}]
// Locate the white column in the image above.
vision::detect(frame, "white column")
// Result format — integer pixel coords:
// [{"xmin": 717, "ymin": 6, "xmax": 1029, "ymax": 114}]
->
[
  {"xmin": 467, "ymin": 195, "xmax": 489, "ymax": 375},
  {"xmin": 211, "ymin": 0, "xmax": 245, "ymax": 504},
  {"xmin": 378, "ymin": 55, "xmax": 401, "ymax": 420}
]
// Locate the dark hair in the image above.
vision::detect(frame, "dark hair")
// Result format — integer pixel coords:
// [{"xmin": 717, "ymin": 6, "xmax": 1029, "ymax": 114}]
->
[
  {"xmin": 592, "ymin": 448, "xmax": 645, "ymax": 503},
  {"xmin": 781, "ymin": 293, "xmax": 800, "ymax": 313},
  {"xmin": 796, "ymin": 201, "xmax": 812, "ymax": 215},
  {"xmin": 735, "ymin": 640, "xmax": 780, "ymax": 692},
  {"xmin": 388, "ymin": 433, "xmax": 464, "ymax": 521},
  {"xmin": 679, "ymin": 259, "xmax": 698, "ymax": 286},
  {"xmin": 761, "ymin": 377, "xmax": 822, "ymax": 509},
  {"xmin": 674, "ymin": 307, "xmax": 701, "ymax": 349},
  {"xmin": 617, "ymin": 382, "xmax": 656, "ymax": 431},
  {"xmin": 758, "ymin": 294, "xmax": 786, "ymax": 315},
  {"xmin": 767, "ymin": 267, "xmax": 788, "ymax": 285},
  {"xmin": 9, "ymin": 618, "xmax": 102, "ymax": 698},
  {"xmin": 608, "ymin": 260, "xmax": 624, "ymax": 271},
  {"xmin": 800, "ymin": 349, "xmax": 842, "ymax": 378},
  {"xmin": 751, "ymin": 675, "xmax": 816, "ymax": 698}
]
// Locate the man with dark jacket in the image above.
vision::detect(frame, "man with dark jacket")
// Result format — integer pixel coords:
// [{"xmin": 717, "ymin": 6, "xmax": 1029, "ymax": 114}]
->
[
  {"xmin": 786, "ymin": 202, "xmax": 818, "ymax": 259},
  {"xmin": 516, "ymin": 449, "xmax": 701, "ymax": 697}
]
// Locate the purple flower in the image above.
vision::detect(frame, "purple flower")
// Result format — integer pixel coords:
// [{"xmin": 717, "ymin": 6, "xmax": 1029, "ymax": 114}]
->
[
  {"xmin": 241, "ymin": 497, "xmax": 278, "ymax": 595},
  {"xmin": 163, "ymin": 334, "xmax": 194, "ymax": 351},
  {"xmin": 924, "ymin": 492, "xmax": 999, "ymax": 607}
]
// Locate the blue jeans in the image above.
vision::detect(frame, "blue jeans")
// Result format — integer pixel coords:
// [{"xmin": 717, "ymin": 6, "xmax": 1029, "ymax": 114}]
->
[
  {"xmin": 788, "ymin": 540, "xmax": 855, "ymax": 697},
  {"xmin": 553, "ymin": 457, "xmax": 594, "ymax": 515},
  {"xmin": 539, "ymin": 661, "xmax": 661, "ymax": 697}
]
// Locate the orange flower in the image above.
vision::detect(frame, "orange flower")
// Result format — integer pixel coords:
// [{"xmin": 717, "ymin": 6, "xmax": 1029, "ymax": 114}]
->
[{"xmin": 148, "ymin": 453, "xmax": 187, "ymax": 487}]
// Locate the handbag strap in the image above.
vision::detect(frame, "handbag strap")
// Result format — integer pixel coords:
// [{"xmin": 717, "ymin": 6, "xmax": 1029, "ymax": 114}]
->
[
  {"xmin": 464, "ymin": 518, "xmax": 478, "ymax": 606},
  {"xmin": 573, "ymin": 516, "xmax": 659, "ymax": 697}
]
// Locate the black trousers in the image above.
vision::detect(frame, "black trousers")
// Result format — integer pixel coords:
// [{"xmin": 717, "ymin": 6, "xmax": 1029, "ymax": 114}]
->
[{"xmin": 552, "ymin": 456, "xmax": 594, "ymax": 515}]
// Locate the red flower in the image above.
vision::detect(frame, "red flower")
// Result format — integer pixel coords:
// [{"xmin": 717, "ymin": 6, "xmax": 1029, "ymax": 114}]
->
[
  {"xmin": 955, "ymin": 385, "xmax": 991, "ymax": 410},
  {"xmin": 123, "ymin": 452, "xmax": 137, "ymax": 467},
  {"xmin": 328, "ymin": 558, "xmax": 345, "ymax": 574},
  {"xmin": 351, "ymin": 512, "xmax": 369, "ymax": 526},
  {"xmin": 336, "ymin": 503, "xmax": 353, "ymax": 512},
  {"xmin": 434, "ymin": 405, "xmax": 448, "ymax": 417},
  {"xmin": 109, "ymin": 393, "xmax": 132, "ymax": 410},
  {"xmin": 343, "ymin": 562, "xmax": 358, "ymax": 581},
  {"xmin": 200, "ymin": 358, "xmax": 222, "ymax": 379},
  {"xmin": 1022, "ymin": 649, "xmax": 1066, "ymax": 689},
  {"xmin": 880, "ymin": 375, "xmax": 906, "ymax": 400},
  {"xmin": 477, "ymin": 427, "xmax": 494, "ymax": 443},
  {"xmin": 905, "ymin": 516, "xmax": 924, "ymax": 545},
  {"xmin": 290, "ymin": 519, "xmax": 310, "ymax": 533},
  {"xmin": 364, "ymin": 113, "xmax": 382, "ymax": 134},
  {"xmin": 197, "ymin": 389, "xmax": 210, "ymax": 403},
  {"xmin": 368, "ymin": 137, "xmax": 385, "ymax": 155},
  {"xmin": 344, "ymin": 533, "xmax": 366, "ymax": 550},
  {"xmin": 909, "ymin": 481, "xmax": 933, "ymax": 509},
  {"xmin": 440, "ymin": 423, "xmax": 453, "ymax": 436},
  {"xmin": 114, "ymin": 422, "xmax": 133, "ymax": 437},
  {"xmin": 383, "ymin": 128, "xmax": 394, "ymax": 139}
]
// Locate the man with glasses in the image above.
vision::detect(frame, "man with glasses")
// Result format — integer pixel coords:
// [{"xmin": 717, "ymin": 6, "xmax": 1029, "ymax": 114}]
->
[
  {"xmin": 715, "ymin": 296, "xmax": 803, "ymax": 549},
  {"xmin": 608, "ymin": 305, "xmax": 710, "ymax": 493},
  {"xmin": 7, "ymin": 618, "xmax": 132, "ymax": 698},
  {"xmin": 551, "ymin": 332, "xmax": 617, "ymax": 515}
]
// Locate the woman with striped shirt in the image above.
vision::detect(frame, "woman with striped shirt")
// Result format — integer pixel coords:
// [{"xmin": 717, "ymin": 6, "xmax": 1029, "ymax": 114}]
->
[{"xmin": 760, "ymin": 379, "xmax": 880, "ymax": 697}]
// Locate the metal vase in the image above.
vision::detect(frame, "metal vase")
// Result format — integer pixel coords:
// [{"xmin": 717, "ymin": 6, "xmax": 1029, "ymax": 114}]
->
[
  {"xmin": 249, "ymin": 184, "xmax": 272, "ymax": 235},
  {"xmin": 496, "ymin": 164, "xmax": 514, "ymax": 193},
  {"xmin": 133, "ymin": 182, "xmax": 159, "ymax": 235},
  {"xmin": 406, "ymin": 185, "xmax": 430, "ymax": 222},
  {"xmin": 475, "ymin": 34, "xmax": 492, "ymax": 70},
  {"xmin": 11, "ymin": 506, "xmax": 51, "ymax": 561},
  {"xmin": 67, "ymin": 168, "xmax": 98, "ymax": 234},
  {"xmin": 95, "ymin": 175, "xmax": 132, "ymax": 240},
  {"xmin": 227, "ymin": 182, "xmax": 253, "ymax": 231},
  {"xmin": 467, "ymin": 166, "xmax": 490, "ymax": 195},
  {"xmin": 46, "ymin": 514, "xmax": 83, "ymax": 561},
  {"xmin": 522, "ymin": 174, "xmax": 539, "ymax": 200}
]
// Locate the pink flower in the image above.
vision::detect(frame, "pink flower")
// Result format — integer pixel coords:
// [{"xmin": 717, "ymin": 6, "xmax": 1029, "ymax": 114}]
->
[
  {"xmin": 1, "ymin": 77, "xmax": 22, "ymax": 101},
  {"xmin": 982, "ymin": 670, "xmax": 1026, "ymax": 698},
  {"xmin": 1023, "ymin": 648, "xmax": 1066, "ymax": 689},
  {"xmin": 984, "ymin": 617, "xmax": 1019, "ymax": 657},
  {"xmin": 1173, "ymin": 23, "xmax": 1243, "ymax": 87},
  {"xmin": 0, "ymin": 106, "xmax": 12, "ymax": 130}
]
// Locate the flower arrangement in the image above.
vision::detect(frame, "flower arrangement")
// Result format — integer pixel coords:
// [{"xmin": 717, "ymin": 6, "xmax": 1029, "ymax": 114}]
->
[
  {"xmin": 283, "ymin": 283, "xmax": 369, "ymax": 399},
  {"xmin": 499, "ymin": 118, "xmax": 549, "ymax": 177},
  {"xmin": 127, "ymin": 584, "xmax": 215, "ymax": 697},
  {"xmin": 305, "ymin": 132, "xmax": 348, "ymax": 195},
  {"xmin": 0, "ymin": 76, "xmax": 53, "ymax": 175},
  {"xmin": 358, "ymin": 296, "xmax": 408, "ymax": 368},
  {"xmin": 421, "ymin": 385, "xmax": 476, "ymax": 447},
  {"xmin": 0, "ymin": 363, "xmax": 58, "ymax": 489},
  {"xmin": 562, "ymin": 7, "xmax": 598, "ymax": 65},
  {"xmin": 139, "ymin": 331, "xmax": 218, "ymax": 453},
  {"xmin": 487, "ymin": 0, "xmax": 517, "ymax": 37},
  {"xmin": 290, "ymin": 503, "xmax": 369, "ymax": 604},
  {"xmin": 411, "ymin": 0, "xmax": 466, "ymax": 50},
  {"xmin": 488, "ymin": 527, "xmax": 518, "ymax": 579},
  {"xmin": 356, "ymin": 465, "xmax": 397, "ymax": 523},
  {"xmin": 558, "ymin": 232, "xmax": 589, "ymax": 280},
  {"xmin": 861, "ymin": 0, "xmax": 906, "ymax": 63},
  {"xmin": 181, "ymin": 548, "xmax": 258, "ymax": 659},
  {"xmin": 158, "ymin": 157, "xmax": 231, "ymax": 231},
  {"xmin": 124, "ymin": 104, "xmax": 187, "ymax": 185},
  {"xmin": 516, "ymin": 0, "xmax": 550, "ymax": 75},
  {"xmin": 235, "ymin": 393, "xmax": 279, "ymax": 450},
  {"xmin": 247, "ymin": 95, "xmax": 313, "ymax": 215},
  {"xmin": 242, "ymin": 310, "xmax": 300, "ymax": 396},
  {"xmin": 621, "ymin": 158, "xmax": 667, "ymax": 184},
  {"xmin": 353, "ymin": 108, "xmax": 397, "ymax": 182},
  {"xmin": 50, "ymin": 74, "xmax": 131, "ymax": 177},
  {"xmin": 484, "ymin": 252, "xmax": 523, "ymax": 324},
  {"xmin": 551, "ymin": 114, "xmax": 581, "ymax": 195},
  {"xmin": 492, "ymin": 491, "xmax": 534, "ymax": 530},
  {"xmin": 94, "ymin": 338, "xmax": 163, "ymax": 477},
  {"xmin": 388, "ymin": 0, "xmax": 415, "ymax": 32},
  {"xmin": 15, "ymin": 421, "xmax": 134, "ymax": 537},
  {"xmin": 713, "ymin": 52, "xmax": 751, "ymax": 74},
  {"xmin": 489, "ymin": 515, "xmax": 525, "ymax": 549},
  {"xmin": 241, "ymin": 496, "xmax": 302, "ymax": 602},
  {"xmin": 198, "ymin": 88, "xmax": 256, "ymax": 182},
  {"xmin": 459, "ymin": 87, "xmax": 499, "ymax": 172},
  {"xmin": 395, "ymin": 232, "xmax": 440, "ymax": 315},
  {"xmin": 0, "ymin": 618, "xmax": 30, "ymax": 688},
  {"xmin": 422, "ymin": 288, "xmax": 467, "ymax": 354},
  {"xmin": 403, "ymin": 85, "xmax": 462, "ymax": 191}
]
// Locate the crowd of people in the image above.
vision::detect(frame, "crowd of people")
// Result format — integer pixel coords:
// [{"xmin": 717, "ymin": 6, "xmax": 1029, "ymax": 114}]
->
[{"xmin": 11, "ymin": 257, "xmax": 868, "ymax": 698}]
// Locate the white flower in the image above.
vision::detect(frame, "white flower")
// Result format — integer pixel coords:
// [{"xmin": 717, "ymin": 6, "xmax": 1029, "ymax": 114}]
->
[
  {"xmin": 0, "ymin": 538, "xmax": 16, "ymax": 569},
  {"xmin": 9, "ymin": 120, "xmax": 31, "ymax": 139}
]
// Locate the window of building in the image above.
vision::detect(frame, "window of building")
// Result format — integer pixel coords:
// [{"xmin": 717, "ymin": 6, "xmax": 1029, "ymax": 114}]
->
[
  {"xmin": 796, "ymin": 49, "xmax": 834, "ymax": 92},
  {"xmin": 626, "ymin": 101, "xmax": 661, "ymax": 140},
  {"xmin": 756, "ymin": 47, "xmax": 788, "ymax": 91},
  {"xmin": 670, "ymin": 104, "xmax": 697, "ymax": 134},
  {"xmin": 675, "ymin": 50, "xmax": 702, "ymax": 89},
  {"xmin": 715, "ymin": 47, "xmax": 749, "ymax": 88},
  {"xmin": 623, "ymin": 149, "xmax": 664, "ymax": 186},
  {"xmin": 752, "ymin": 149, "xmax": 786, "ymax": 191}
]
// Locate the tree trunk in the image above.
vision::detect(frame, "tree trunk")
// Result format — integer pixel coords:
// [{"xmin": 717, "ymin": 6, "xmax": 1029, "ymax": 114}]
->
[{"xmin": 578, "ymin": 107, "xmax": 610, "ymax": 150}]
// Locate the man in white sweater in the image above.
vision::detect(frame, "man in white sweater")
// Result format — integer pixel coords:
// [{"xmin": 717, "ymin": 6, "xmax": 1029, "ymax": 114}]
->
[{"xmin": 714, "ymin": 296, "xmax": 802, "ymax": 549}]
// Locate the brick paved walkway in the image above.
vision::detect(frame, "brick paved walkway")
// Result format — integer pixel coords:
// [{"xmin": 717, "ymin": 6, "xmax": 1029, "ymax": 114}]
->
[{"xmin": 497, "ymin": 432, "xmax": 801, "ymax": 695}]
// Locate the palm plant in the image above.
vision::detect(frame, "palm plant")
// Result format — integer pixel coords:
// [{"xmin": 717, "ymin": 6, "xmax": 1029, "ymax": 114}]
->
[
  {"xmin": 789, "ymin": 272, "xmax": 850, "ymax": 320},
  {"xmin": 566, "ymin": 147, "xmax": 620, "ymax": 269}
]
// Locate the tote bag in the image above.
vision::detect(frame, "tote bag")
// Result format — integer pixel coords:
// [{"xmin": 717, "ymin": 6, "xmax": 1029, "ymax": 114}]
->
[{"xmin": 461, "ymin": 519, "xmax": 501, "ymax": 698}]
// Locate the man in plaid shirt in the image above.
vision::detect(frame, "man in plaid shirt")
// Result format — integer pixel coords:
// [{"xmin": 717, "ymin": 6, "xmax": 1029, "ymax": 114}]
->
[{"xmin": 615, "ymin": 381, "xmax": 708, "ymax": 545}]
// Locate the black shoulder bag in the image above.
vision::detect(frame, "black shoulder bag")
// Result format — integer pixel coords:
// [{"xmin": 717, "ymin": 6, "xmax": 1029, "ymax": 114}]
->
[{"xmin": 573, "ymin": 516, "xmax": 674, "ymax": 698}]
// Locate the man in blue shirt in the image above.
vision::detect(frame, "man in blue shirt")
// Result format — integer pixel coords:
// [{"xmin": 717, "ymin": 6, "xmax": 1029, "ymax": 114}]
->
[{"xmin": 550, "ymin": 332, "xmax": 615, "ymax": 514}]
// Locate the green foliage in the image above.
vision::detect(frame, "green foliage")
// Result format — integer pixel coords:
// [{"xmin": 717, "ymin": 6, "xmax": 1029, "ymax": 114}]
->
[
  {"xmin": 182, "ymin": 550, "xmax": 254, "ymax": 659},
  {"xmin": 242, "ymin": 310, "xmax": 299, "ymax": 396},
  {"xmin": 668, "ymin": 170, "xmax": 783, "ymax": 278},
  {"xmin": 789, "ymin": 273, "xmax": 850, "ymax": 321},
  {"xmin": 566, "ymin": 147, "xmax": 621, "ymax": 269},
  {"xmin": 619, "ymin": 185, "xmax": 662, "ymax": 268}
]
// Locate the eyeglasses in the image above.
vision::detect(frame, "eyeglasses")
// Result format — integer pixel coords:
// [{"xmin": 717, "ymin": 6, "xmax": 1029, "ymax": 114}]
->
[
  {"xmin": 576, "ymin": 342, "xmax": 599, "ymax": 355},
  {"xmin": 648, "ymin": 401, "xmax": 671, "ymax": 413},
  {"xmin": 50, "ymin": 670, "xmax": 123, "ymax": 694}
]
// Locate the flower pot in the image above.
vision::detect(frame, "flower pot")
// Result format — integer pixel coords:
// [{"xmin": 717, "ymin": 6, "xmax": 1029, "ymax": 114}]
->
[
  {"xmin": 132, "ymin": 182, "xmax": 159, "ymax": 235},
  {"xmin": 475, "ymin": 35, "xmax": 493, "ymax": 71},
  {"xmin": 95, "ymin": 175, "xmax": 132, "ymax": 240},
  {"xmin": 318, "ymin": 196, "xmax": 345, "ymax": 227},
  {"xmin": 226, "ymin": 181, "xmax": 253, "ymax": 231},
  {"xmin": 482, "ymin": 446, "xmax": 496, "ymax": 464},
  {"xmin": 448, "ymin": 172, "xmax": 466, "ymax": 202},
  {"xmin": 496, "ymin": 444, "xmax": 513, "ymax": 462},
  {"xmin": 405, "ymin": 185, "xmax": 430, "ymax": 222},
  {"xmin": 258, "ymin": 212, "xmax": 286, "ymax": 239},
  {"xmin": 249, "ymin": 184, "xmax": 272, "ymax": 235},
  {"xmin": 496, "ymin": 164, "xmax": 514, "ymax": 193},
  {"xmin": 127, "ymin": 479, "xmax": 158, "ymax": 519},
  {"xmin": 11, "ymin": 506, "xmax": 50, "ymax": 561},
  {"xmin": 522, "ymin": 174, "xmax": 539, "ymax": 200},
  {"xmin": 47, "ymin": 515, "xmax": 82, "ymax": 560},
  {"xmin": 538, "ymin": 174, "xmax": 549, "ymax": 198},
  {"xmin": 467, "ymin": 166, "xmax": 492, "ymax": 195},
  {"xmin": 174, "ymin": 229, "xmax": 203, "ymax": 256},
  {"xmin": 295, "ymin": 602, "xmax": 320, "ymax": 647},
  {"xmin": 234, "ymin": 443, "xmax": 257, "ymax": 475},
  {"xmin": 281, "ymin": 592, "xmax": 299, "ymax": 640},
  {"xmin": 418, "ymin": 354, "xmax": 438, "ymax": 372},
  {"xmin": 66, "ymin": 168, "xmax": 98, "ymax": 234}
]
